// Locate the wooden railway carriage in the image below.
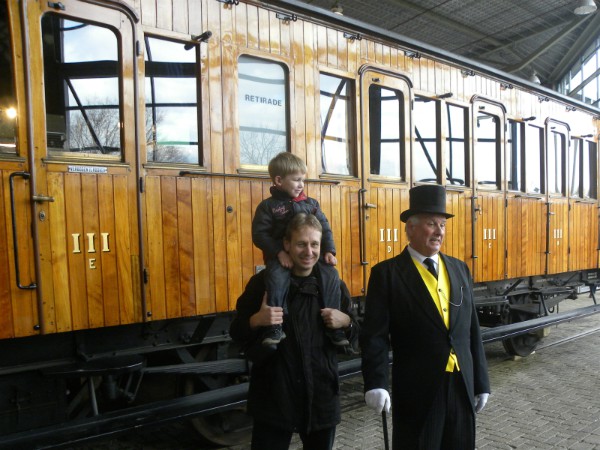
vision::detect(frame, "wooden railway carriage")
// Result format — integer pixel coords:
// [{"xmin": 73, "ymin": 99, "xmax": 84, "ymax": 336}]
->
[{"xmin": 1, "ymin": 0, "xmax": 600, "ymax": 445}]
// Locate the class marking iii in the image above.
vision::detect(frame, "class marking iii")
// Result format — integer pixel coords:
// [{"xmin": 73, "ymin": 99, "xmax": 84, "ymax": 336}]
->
[{"xmin": 71, "ymin": 232, "xmax": 111, "ymax": 269}]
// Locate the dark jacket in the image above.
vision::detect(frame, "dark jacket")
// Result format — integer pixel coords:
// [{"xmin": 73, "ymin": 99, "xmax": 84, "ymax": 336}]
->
[
  {"xmin": 360, "ymin": 248, "xmax": 490, "ymax": 443},
  {"xmin": 252, "ymin": 187, "xmax": 336, "ymax": 261},
  {"xmin": 229, "ymin": 269, "xmax": 357, "ymax": 433}
]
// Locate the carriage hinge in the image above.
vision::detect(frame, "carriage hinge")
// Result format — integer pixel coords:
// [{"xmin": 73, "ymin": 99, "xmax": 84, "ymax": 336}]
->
[{"xmin": 48, "ymin": 2, "xmax": 65, "ymax": 10}]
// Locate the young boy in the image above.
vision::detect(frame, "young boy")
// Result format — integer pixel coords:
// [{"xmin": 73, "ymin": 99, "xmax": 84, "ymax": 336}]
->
[{"xmin": 252, "ymin": 152, "xmax": 349, "ymax": 347}]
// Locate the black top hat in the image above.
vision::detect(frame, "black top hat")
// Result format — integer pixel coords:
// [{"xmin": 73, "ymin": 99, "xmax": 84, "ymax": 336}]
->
[{"xmin": 400, "ymin": 185, "xmax": 454, "ymax": 223}]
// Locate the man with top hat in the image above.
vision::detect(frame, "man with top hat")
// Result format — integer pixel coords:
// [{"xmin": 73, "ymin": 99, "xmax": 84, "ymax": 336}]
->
[{"xmin": 360, "ymin": 184, "xmax": 490, "ymax": 450}]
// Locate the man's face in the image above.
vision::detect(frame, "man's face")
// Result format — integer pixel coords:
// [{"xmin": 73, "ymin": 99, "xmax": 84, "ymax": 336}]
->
[
  {"xmin": 406, "ymin": 214, "xmax": 446, "ymax": 257},
  {"xmin": 284, "ymin": 226, "xmax": 321, "ymax": 276},
  {"xmin": 275, "ymin": 171, "xmax": 305, "ymax": 198}
]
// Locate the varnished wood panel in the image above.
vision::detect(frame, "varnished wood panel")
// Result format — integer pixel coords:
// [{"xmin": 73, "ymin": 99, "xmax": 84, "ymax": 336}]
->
[
  {"xmin": 192, "ymin": 177, "xmax": 216, "ymax": 315},
  {"xmin": 506, "ymin": 197, "xmax": 547, "ymax": 278},
  {"xmin": 473, "ymin": 192, "xmax": 505, "ymax": 283},
  {"xmin": 547, "ymin": 199, "xmax": 569, "ymax": 275},
  {"xmin": 569, "ymin": 201, "xmax": 598, "ymax": 271},
  {"xmin": 64, "ymin": 174, "xmax": 88, "ymax": 330}
]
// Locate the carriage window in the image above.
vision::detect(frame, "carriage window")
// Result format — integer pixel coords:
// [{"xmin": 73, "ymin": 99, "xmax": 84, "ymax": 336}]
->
[
  {"xmin": 320, "ymin": 73, "xmax": 355, "ymax": 175},
  {"xmin": 413, "ymin": 96, "xmax": 439, "ymax": 182},
  {"xmin": 570, "ymin": 139, "xmax": 597, "ymax": 199},
  {"xmin": 507, "ymin": 120, "xmax": 523, "ymax": 191},
  {"xmin": 369, "ymin": 85, "xmax": 404, "ymax": 179},
  {"xmin": 445, "ymin": 104, "xmax": 467, "ymax": 186},
  {"xmin": 525, "ymin": 125, "xmax": 543, "ymax": 194},
  {"xmin": 239, "ymin": 55, "xmax": 288, "ymax": 167},
  {"xmin": 548, "ymin": 129, "xmax": 566, "ymax": 195},
  {"xmin": 474, "ymin": 111, "xmax": 499, "ymax": 189},
  {"xmin": 42, "ymin": 14, "xmax": 121, "ymax": 159},
  {"xmin": 145, "ymin": 37, "xmax": 199, "ymax": 164},
  {"xmin": 0, "ymin": 1, "xmax": 16, "ymax": 154}
]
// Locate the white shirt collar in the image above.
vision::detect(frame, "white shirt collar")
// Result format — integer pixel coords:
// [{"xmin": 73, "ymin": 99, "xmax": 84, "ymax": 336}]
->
[{"xmin": 407, "ymin": 245, "xmax": 439, "ymax": 268}]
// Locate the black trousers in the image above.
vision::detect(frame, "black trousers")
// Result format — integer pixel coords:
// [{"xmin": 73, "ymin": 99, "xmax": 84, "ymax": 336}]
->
[
  {"xmin": 393, "ymin": 371, "xmax": 475, "ymax": 450},
  {"xmin": 251, "ymin": 420, "xmax": 336, "ymax": 450}
]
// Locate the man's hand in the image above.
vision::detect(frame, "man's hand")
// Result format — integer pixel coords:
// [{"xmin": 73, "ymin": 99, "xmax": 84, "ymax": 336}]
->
[
  {"xmin": 323, "ymin": 252, "xmax": 337, "ymax": 266},
  {"xmin": 365, "ymin": 388, "xmax": 391, "ymax": 413},
  {"xmin": 277, "ymin": 250, "xmax": 294, "ymax": 269},
  {"xmin": 249, "ymin": 293, "xmax": 284, "ymax": 329},
  {"xmin": 320, "ymin": 308, "xmax": 350, "ymax": 329},
  {"xmin": 475, "ymin": 393, "xmax": 489, "ymax": 413}
]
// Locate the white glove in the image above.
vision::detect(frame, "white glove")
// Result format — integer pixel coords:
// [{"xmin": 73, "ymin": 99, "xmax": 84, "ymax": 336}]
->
[
  {"xmin": 365, "ymin": 388, "xmax": 391, "ymax": 413},
  {"xmin": 475, "ymin": 393, "xmax": 489, "ymax": 413}
]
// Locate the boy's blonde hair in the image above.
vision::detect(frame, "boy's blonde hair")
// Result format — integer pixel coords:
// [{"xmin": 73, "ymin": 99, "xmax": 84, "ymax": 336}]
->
[{"xmin": 268, "ymin": 152, "xmax": 307, "ymax": 181}]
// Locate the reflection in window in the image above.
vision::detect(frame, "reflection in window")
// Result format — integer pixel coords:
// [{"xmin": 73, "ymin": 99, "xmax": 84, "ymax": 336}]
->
[
  {"xmin": 474, "ymin": 112, "xmax": 499, "ymax": 189},
  {"xmin": 320, "ymin": 73, "xmax": 354, "ymax": 175},
  {"xmin": 445, "ymin": 104, "xmax": 467, "ymax": 186},
  {"xmin": 507, "ymin": 120, "xmax": 523, "ymax": 191},
  {"xmin": 0, "ymin": 1, "xmax": 16, "ymax": 154},
  {"xmin": 413, "ymin": 96, "xmax": 438, "ymax": 182},
  {"xmin": 570, "ymin": 139, "xmax": 597, "ymax": 199},
  {"xmin": 145, "ymin": 37, "xmax": 199, "ymax": 164},
  {"xmin": 369, "ymin": 85, "xmax": 404, "ymax": 179},
  {"xmin": 548, "ymin": 129, "xmax": 565, "ymax": 195},
  {"xmin": 239, "ymin": 55, "xmax": 288, "ymax": 167},
  {"xmin": 525, "ymin": 125, "xmax": 542, "ymax": 194},
  {"xmin": 42, "ymin": 14, "xmax": 121, "ymax": 158}
]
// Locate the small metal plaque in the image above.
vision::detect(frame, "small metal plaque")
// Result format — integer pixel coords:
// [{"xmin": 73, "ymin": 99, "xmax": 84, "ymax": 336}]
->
[{"xmin": 68, "ymin": 165, "xmax": 108, "ymax": 174}]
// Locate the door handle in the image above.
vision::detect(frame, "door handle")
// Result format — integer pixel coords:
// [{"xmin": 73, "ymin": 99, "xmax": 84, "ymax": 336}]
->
[
  {"xmin": 9, "ymin": 172, "xmax": 37, "ymax": 290},
  {"xmin": 32, "ymin": 194, "xmax": 55, "ymax": 203}
]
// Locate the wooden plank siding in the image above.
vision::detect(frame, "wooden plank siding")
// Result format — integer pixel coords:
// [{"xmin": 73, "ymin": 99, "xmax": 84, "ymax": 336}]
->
[
  {"xmin": 473, "ymin": 192, "xmax": 505, "ymax": 283},
  {"xmin": 569, "ymin": 201, "xmax": 599, "ymax": 272},
  {"xmin": 547, "ymin": 199, "xmax": 569, "ymax": 275},
  {"xmin": 506, "ymin": 197, "xmax": 547, "ymax": 278}
]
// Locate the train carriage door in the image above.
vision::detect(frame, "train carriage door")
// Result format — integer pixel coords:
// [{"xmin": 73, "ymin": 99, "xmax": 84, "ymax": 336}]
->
[
  {"xmin": 472, "ymin": 99, "xmax": 505, "ymax": 283},
  {"xmin": 505, "ymin": 120, "xmax": 546, "ymax": 279},
  {"xmin": 359, "ymin": 69, "xmax": 411, "ymax": 285},
  {"xmin": 546, "ymin": 120, "xmax": 569, "ymax": 275},
  {"xmin": 0, "ymin": 0, "xmax": 39, "ymax": 339},
  {"xmin": 21, "ymin": 0, "xmax": 142, "ymax": 334},
  {"xmin": 568, "ymin": 137, "xmax": 598, "ymax": 272}
]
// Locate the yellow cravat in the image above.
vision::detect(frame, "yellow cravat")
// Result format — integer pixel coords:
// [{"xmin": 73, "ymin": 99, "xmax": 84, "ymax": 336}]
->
[{"xmin": 413, "ymin": 257, "xmax": 460, "ymax": 372}]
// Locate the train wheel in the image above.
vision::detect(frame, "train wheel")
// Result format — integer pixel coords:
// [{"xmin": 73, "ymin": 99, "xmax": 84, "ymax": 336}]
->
[
  {"xmin": 501, "ymin": 295, "xmax": 542, "ymax": 357},
  {"xmin": 182, "ymin": 347, "xmax": 252, "ymax": 446}
]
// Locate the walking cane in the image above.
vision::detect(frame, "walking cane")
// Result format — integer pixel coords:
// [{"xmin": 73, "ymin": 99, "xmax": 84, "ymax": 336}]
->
[{"xmin": 382, "ymin": 410, "xmax": 390, "ymax": 450}]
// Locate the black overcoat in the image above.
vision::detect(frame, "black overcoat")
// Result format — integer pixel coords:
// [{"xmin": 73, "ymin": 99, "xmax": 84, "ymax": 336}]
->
[
  {"xmin": 229, "ymin": 270, "xmax": 358, "ymax": 433},
  {"xmin": 360, "ymin": 248, "xmax": 490, "ymax": 442}
]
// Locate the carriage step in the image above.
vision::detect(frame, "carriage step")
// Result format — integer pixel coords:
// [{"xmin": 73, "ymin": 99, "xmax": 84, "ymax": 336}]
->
[{"xmin": 143, "ymin": 358, "xmax": 248, "ymax": 375}]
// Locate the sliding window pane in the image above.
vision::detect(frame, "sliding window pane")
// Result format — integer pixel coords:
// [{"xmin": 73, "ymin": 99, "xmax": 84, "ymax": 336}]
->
[
  {"xmin": 525, "ymin": 125, "xmax": 542, "ymax": 194},
  {"xmin": 320, "ymin": 73, "xmax": 354, "ymax": 175},
  {"xmin": 145, "ymin": 36, "xmax": 200, "ymax": 164},
  {"xmin": 445, "ymin": 104, "xmax": 467, "ymax": 186},
  {"xmin": 369, "ymin": 85, "xmax": 404, "ymax": 179},
  {"xmin": 548, "ymin": 129, "xmax": 565, "ymax": 195},
  {"xmin": 507, "ymin": 120, "xmax": 523, "ymax": 191},
  {"xmin": 474, "ymin": 112, "xmax": 499, "ymax": 189},
  {"xmin": 413, "ymin": 96, "xmax": 438, "ymax": 182},
  {"xmin": 42, "ymin": 14, "xmax": 121, "ymax": 158}
]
